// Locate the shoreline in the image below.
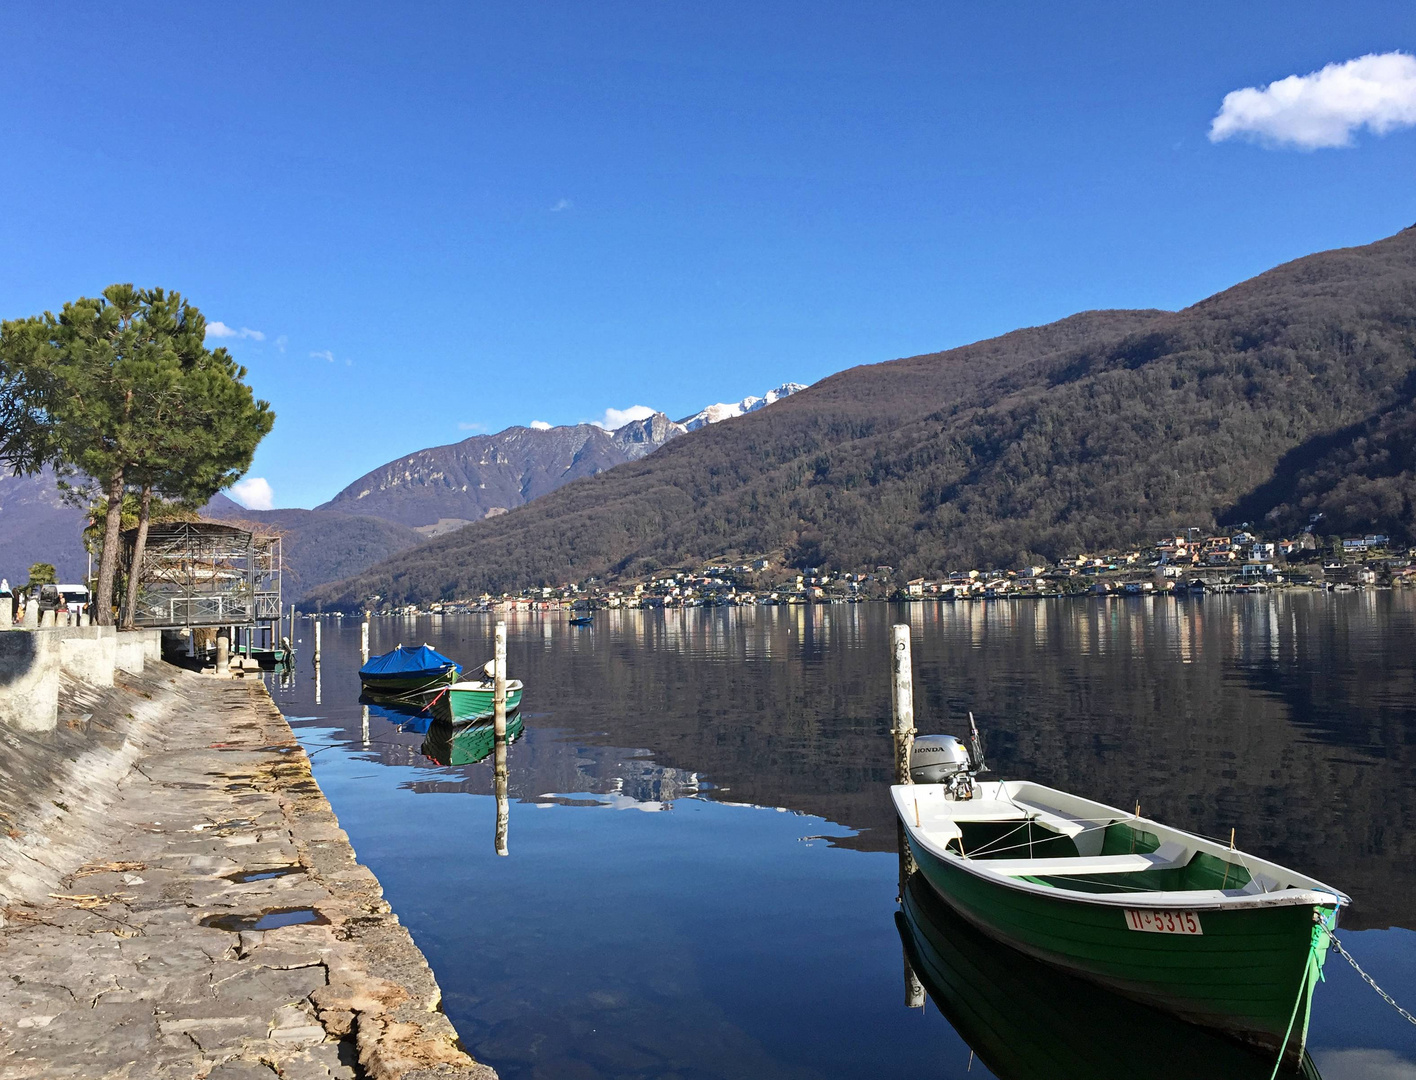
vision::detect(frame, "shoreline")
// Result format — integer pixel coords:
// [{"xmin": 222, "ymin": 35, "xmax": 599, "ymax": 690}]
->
[{"xmin": 0, "ymin": 661, "xmax": 494, "ymax": 1080}]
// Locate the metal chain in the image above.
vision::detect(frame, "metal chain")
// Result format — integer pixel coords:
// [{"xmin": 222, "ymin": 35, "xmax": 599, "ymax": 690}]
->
[{"xmin": 1330, "ymin": 933, "xmax": 1416, "ymax": 1027}]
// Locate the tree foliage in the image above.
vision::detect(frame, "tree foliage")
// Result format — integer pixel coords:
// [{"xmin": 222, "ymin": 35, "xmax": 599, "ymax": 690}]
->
[{"xmin": 0, "ymin": 286, "xmax": 274, "ymax": 624}]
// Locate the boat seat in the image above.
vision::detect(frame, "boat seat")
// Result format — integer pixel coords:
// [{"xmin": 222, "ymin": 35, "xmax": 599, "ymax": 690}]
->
[{"xmin": 979, "ymin": 843, "xmax": 1188, "ymax": 878}]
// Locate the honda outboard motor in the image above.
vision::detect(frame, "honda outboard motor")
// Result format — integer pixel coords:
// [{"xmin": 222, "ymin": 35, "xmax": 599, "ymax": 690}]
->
[{"xmin": 910, "ymin": 734, "xmax": 972, "ymax": 783}]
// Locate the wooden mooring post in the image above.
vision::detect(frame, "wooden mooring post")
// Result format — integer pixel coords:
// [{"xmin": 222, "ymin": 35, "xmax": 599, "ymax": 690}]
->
[
  {"xmin": 360, "ymin": 618, "xmax": 370, "ymax": 663},
  {"xmin": 891, "ymin": 623, "xmax": 916, "ymax": 785},
  {"xmin": 493, "ymin": 620, "xmax": 509, "ymax": 856},
  {"xmin": 313, "ymin": 619, "xmax": 321, "ymax": 667},
  {"xmin": 891, "ymin": 623, "xmax": 925, "ymax": 1008}
]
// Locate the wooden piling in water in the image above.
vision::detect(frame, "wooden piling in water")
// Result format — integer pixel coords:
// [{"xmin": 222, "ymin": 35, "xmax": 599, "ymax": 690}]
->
[
  {"xmin": 313, "ymin": 619, "xmax": 321, "ymax": 667},
  {"xmin": 493, "ymin": 620, "xmax": 509, "ymax": 856},
  {"xmin": 493, "ymin": 621, "xmax": 507, "ymax": 739},
  {"xmin": 891, "ymin": 623, "xmax": 915, "ymax": 784},
  {"xmin": 892, "ymin": 623, "xmax": 924, "ymax": 1006},
  {"xmin": 361, "ymin": 619, "xmax": 370, "ymax": 663}
]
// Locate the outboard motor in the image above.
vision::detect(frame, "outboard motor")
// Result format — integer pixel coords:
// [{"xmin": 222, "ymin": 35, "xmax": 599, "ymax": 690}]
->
[
  {"xmin": 911, "ymin": 725, "xmax": 985, "ymax": 800},
  {"xmin": 909, "ymin": 734, "xmax": 972, "ymax": 784}
]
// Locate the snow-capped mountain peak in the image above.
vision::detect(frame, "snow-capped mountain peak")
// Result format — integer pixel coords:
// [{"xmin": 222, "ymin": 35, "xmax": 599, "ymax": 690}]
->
[{"xmin": 678, "ymin": 382, "xmax": 807, "ymax": 431}]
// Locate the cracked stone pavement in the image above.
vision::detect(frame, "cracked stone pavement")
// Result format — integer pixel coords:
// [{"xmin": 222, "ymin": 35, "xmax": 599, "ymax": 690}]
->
[{"xmin": 0, "ymin": 665, "xmax": 495, "ymax": 1080}]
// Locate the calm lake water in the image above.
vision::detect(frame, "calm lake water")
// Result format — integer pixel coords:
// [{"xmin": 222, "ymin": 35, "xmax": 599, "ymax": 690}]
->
[{"xmin": 266, "ymin": 595, "xmax": 1416, "ymax": 1080}]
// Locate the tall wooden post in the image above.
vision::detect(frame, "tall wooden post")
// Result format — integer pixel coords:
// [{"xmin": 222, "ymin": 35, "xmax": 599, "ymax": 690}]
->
[
  {"xmin": 493, "ymin": 621, "xmax": 507, "ymax": 739},
  {"xmin": 891, "ymin": 623, "xmax": 915, "ymax": 784},
  {"xmin": 361, "ymin": 618, "xmax": 370, "ymax": 663},
  {"xmin": 892, "ymin": 622, "xmax": 923, "ymax": 1007},
  {"xmin": 313, "ymin": 619, "xmax": 322, "ymax": 667},
  {"xmin": 493, "ymin": 620, "xmax": 509, "ymax": 856}
]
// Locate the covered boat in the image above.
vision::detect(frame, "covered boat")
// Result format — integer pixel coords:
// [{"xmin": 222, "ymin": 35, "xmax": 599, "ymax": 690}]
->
[
  {"xmin": 358, "ymin": 644, "xmax": 461, "ymax": 698},
  {"xmin": 892, "ymin": 738, "xmax": 1348, "ymax": 1070}
]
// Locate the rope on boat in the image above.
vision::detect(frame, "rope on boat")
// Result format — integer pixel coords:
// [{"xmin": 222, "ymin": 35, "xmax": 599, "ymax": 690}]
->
[{"xmin": 1267, "ymin": 914, "xmax": 1329, "ymax": 1080}]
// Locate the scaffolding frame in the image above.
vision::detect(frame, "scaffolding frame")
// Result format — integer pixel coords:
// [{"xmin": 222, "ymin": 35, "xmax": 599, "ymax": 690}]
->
[{"xmin": 122, "ymin": 521, "xmax": 282, "ymax": 632}]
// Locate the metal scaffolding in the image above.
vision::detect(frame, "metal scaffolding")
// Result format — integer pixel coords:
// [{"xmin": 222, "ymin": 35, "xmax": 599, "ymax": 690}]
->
[{"xmin": 122, "ymin": 521, "xmax": 282, "ymax": 630}]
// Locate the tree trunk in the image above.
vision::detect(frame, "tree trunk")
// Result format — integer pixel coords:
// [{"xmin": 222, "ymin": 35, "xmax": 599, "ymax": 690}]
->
[
  {"xmin": 121, "ymin": 484, "xmax": 152, "ymax": 629},
  {"xmin": 94, "ymin": 467, "xmax": 125, "ymax": 626}
]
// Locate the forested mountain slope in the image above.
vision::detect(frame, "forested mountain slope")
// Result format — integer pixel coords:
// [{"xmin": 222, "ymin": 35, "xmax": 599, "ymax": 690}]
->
[{"xmin": 306, "ymin": 226, "xmax": 1416, "ymax": 608}]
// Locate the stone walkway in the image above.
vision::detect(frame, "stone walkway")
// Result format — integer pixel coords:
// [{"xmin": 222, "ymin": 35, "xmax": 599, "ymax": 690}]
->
[{"xmin": 0, "ymin": 666, "xmax": 495, "ymax": 1080}]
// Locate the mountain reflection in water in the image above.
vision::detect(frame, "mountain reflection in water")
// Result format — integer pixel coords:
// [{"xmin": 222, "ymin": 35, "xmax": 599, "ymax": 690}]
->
[
  {"xmin": 897, "ymin": 872, "xmax": 1321, "ymax": 1079},
  {"xmin": 270, "ymin": 595, "xmax": 1416, "ymax": 1079}
]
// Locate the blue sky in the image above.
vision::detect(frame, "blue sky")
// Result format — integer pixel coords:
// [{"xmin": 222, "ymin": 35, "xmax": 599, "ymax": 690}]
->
[{"xmin": 2, "ymin": 3, "xmax": 1414, "ymax": 508}]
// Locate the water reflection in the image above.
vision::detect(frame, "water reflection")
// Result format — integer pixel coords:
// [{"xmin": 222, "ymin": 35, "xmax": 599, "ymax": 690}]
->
[
  {"xmin": 896, "ymin": 872, "xmax": 1321, "ymax": 1079},
  {"xmin": 268, "ymin": 596, "xmax": 1416, "ymax": 1079}
]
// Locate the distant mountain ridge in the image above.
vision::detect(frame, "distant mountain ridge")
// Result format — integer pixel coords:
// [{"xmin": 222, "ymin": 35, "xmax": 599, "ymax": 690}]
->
[
  {"xmin": 0, "ymin": 381, "xmax": 805, "ymax": 599},
  {"xmin": 678, "ymin": 383, "xmax": 807, "ymax": 431},
  {"xmin": 301, "ymin": 225, "xmax": 1416, "ymax": 609},
  {"xmin": 314, "ymin": 384, "xmax": 804, "ymax": 532}
]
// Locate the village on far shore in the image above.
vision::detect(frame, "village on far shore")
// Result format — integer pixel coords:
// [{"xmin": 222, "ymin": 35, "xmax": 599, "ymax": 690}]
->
[{"xmin": 332, "ymin": 527, "xmax": 1414, "ymax": 617}]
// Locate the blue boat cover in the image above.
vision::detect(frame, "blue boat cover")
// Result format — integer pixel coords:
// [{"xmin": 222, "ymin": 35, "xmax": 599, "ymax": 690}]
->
[{"xmin": 358, "ymin": 645, "xmax": 461, "ymax": 680}]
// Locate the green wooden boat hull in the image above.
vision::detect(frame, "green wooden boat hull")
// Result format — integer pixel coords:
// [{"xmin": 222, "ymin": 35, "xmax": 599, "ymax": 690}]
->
[
  {"xmin": 429, "ymin": 682, "xmax": 523, "ymax": 724},
  {"xmin": 897, "ymin": 872, "xmax": 1322, "ymax": 1080},
  {"xmin": 908, "ymin": 837, "xmax": 1334, "ymax": 1069}
]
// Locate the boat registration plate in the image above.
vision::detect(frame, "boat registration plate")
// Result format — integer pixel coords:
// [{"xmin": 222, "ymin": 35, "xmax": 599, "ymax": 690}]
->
[{"xmin": 1124, "ymin": 909, "xmax": 1203, "ymax": 935}]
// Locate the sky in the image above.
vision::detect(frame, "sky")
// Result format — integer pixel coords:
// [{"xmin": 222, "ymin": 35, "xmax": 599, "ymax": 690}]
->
[{"xmin": 2, "ymin": 3, "xmax": 1415, "ymax": 509}]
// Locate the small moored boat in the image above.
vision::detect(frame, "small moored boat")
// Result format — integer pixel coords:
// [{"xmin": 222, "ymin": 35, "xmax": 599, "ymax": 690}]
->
[
  {"xmin": 428, "ymin": 677, "xmax": 524, "ymax": 724},
  {"xmin": 893, "ymin": 732, "xmax": 1348, "ymax": 1069},
  {"xmin": 359, "ymin": 644, "xmax": 461, "ymax": 698},
  {"xmin": 568, "ymin": 615, "xmax": 593, "ymax": 627}
]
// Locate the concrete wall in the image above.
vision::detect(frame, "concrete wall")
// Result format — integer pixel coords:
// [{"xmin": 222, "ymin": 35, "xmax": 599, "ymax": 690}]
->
[
  {"xmin": 56, "ymin": 626, "xmax": 117, "ymax": 689},
  {"xmin": 0, "ymin": 627, "xmax": 163, "ymax": 731},
  {"xmin": 0, "ymin": 630, "xmax": 60, "ymax": 733}
]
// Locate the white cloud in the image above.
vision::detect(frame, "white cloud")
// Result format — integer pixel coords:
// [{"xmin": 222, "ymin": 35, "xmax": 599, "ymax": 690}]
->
[
  {"xmin": 310, "ymin": 349, "xmax": 335, "ymax": 363},
  {"xmin": 229, "ymin": 477, "xmax": 274, "ymax": 511},
  {"xmin": 529, "ymin": 420, "xmax": 552, "ymax": 430},
  {"xmin": 550, "ymin": 198, "xmax": 572, "ymax": 212},
  {"xmin": 206, "ymin": 322, "xmax": 266, "ymax": 341},
  {"xmin": 275, "ymin": 335, "xmax": 288, "ymax": 353},
  {"xmin": 1210, "ymin": 51, "xmax": 1416, "ymax": 149},
  {"xmin": 458, "ymin": 422, "xmax": 486, "ymax": 432},
  {"xmin": 594, "ymin": 405, "xmax": 656, "ymax": 430}
]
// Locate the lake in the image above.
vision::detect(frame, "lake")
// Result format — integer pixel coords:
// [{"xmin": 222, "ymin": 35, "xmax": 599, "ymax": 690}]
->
[{"xmin": 266, "ymin": 594, "xmax": 1416, "ymax": 1080}]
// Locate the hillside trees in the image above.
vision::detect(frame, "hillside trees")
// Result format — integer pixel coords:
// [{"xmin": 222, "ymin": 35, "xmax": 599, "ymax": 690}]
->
[{"xmin": 0, "ymin": 286, "xmax": 274, "ymax": 624}]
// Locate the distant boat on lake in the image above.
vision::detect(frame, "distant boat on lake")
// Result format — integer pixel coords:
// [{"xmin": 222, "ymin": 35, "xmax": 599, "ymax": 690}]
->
[
  {"xmin": 359, "ymin": 644, "xmax": 461, "ymax": 698},
  {"xmin": 568, "ymin": 615, "xmax": 593, "ymax": 626},
  {"xmin": 894, "ymin": 735, "xmax": 1348, "ymax": 1069}
]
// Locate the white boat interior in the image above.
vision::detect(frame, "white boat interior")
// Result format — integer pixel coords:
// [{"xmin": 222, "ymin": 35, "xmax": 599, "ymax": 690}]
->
[{"xmin": 892, "ymin": 780, "xmax": 1349, "ymax": 911}]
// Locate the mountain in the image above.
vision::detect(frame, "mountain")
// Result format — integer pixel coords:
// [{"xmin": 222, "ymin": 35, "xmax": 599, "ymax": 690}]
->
[
  {"xmin": 314, "ymin": 385, "xmax": 803, "ymax": 533},
  {"xmin": 678, "ymin": 383, "xmax": 808, "ymax": 431},
  {"xmin": 303, "ymin": 225, "xmax": 1416, "ymax": 609},
  {"xmin": 202, "ymin": 495, "xmax": 426, "ymax": 600},
  {"xmin": 0, "ymin": 468, "xmax": 88, "ymax": 583}
]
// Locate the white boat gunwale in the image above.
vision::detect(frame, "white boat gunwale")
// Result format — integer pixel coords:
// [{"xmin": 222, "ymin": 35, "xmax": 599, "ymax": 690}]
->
[
  {"xmin": 444, "ymin": 678, "xmax": 524, "ymax": 692},
  {"xmin": 893, "ymin": 780, "xmax": 1350, "ymax": 913}
]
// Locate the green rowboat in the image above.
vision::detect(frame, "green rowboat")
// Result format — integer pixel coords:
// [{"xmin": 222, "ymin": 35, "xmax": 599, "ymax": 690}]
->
[
  {"xmin": 892, "ymin": 779, "xmax": 1348, "ymax": 1069},
  {"xmin": 896, "ymin": 871, "xmax": 1322, "ymax": 1079},
  {"xmin": 429, "ymin": 679, "xmax": 524, "ymax": 724}
]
